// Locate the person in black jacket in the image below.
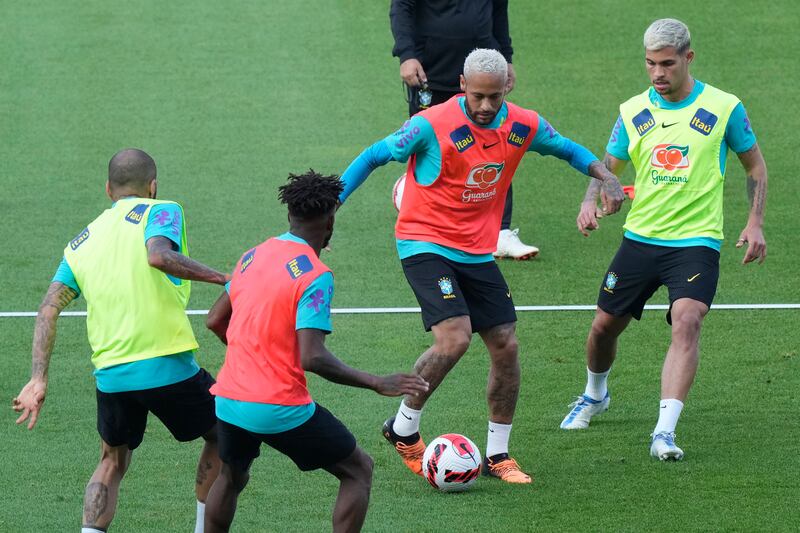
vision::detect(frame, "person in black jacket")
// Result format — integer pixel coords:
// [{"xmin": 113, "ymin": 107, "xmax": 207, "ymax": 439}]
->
[{"xmin": 390, "ymin": 0, "xmax": 538, "ymax": 260}]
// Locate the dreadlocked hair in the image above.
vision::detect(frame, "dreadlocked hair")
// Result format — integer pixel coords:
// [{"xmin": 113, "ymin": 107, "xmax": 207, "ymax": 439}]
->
[{"xmin": 278, "ymin": 169, "xmax": 344, "ymax": 219}]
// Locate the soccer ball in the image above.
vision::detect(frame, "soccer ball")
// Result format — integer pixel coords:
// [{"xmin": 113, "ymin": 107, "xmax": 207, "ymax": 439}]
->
[
  {"xmin": 422, "ymin": 434, "xmax": 482, "ymax": 492},
  {"xmin": 392, "ymin": 173, "xmax": 406, "ymax": 212}
]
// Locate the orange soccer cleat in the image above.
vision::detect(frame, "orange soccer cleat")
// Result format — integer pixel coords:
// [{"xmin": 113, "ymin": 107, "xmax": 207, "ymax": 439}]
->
[
  {"xmin": 482, "ymin": 453, "xmax": 533, "ymax": 484},
  {"xmin": 382, "ymin": 417, "xmax": 426, "ymax": 476}
]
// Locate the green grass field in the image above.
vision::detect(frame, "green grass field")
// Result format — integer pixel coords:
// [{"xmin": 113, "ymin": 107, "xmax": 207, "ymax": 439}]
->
[{"xmin": 2, "ymin": 1, "xmax": 799, "ymax": 531}]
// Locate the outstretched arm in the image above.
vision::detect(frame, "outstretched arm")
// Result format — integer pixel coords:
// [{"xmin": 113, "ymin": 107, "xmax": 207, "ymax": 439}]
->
[
  {"xmin": 12, "ymin": 282, "xmax": 77, "ymax": 429},
  {"xmin": 298, "ymin": 328, "xmax": 428, "ymax": 397},
  {"xmin": 736, "ymin": 143, "xmax": 768, "ymax": 264},
  {"xmin": 528, "ymin": 118, "xmax": 625, "ymax": 216},
  {"xmin": 146, "ymin": 236, "xmax": 228, "ymax": 285},
  {"xmin": 339, "ymin": 140, "xmax": 395, "ymax": 202},
  {"xmin": 339, "ymin": 115, "xmax": 434, "ymax": 203}
]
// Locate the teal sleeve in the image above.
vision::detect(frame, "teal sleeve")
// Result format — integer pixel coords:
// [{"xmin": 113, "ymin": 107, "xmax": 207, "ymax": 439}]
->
[
  {"xmin": 386, "ymin": 115, "xmax": 441, "ymax": 186},
  {"xmin": 339, "ymin": 115, "xmax": 440, "ymax": 202},
  {"xmin": 296, "ymin": 272, "xmax": 334, "ymax": 332},
  {"xmin": 339, "ymin": 141, "xmax": 395, "ymax": 202},
  {"xmin": 527, "ymin": 117, "xmax": 599, "ymax": 174},
  {"xmin": 605, "ymin": 115, "xmax": 630, "ymax": 160},
  {"xmin": 725, "ymin": 102, "xmax": 756, "ymax": 153},
  {"xmin": 52, "ymin": 257, "xmax": 80, "ymax": 295},
  {"xmin": 384, "ymin": 115, "xmax": 436, "ymax": 163},
  {"xmin": 144, "ymin": 204, "xmax": 183, "ymax": 251}
]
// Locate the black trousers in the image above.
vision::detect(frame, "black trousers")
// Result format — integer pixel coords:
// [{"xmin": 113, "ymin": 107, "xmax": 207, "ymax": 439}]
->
[{"xmin": 407, "ymin": 85, "xmax": 513, "ymax": 231}]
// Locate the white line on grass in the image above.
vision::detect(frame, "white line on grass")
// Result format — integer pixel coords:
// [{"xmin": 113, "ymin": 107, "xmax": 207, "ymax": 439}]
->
[{"xmin": 1, "ymin": 303, "xmax": 798, "ymax": 318}]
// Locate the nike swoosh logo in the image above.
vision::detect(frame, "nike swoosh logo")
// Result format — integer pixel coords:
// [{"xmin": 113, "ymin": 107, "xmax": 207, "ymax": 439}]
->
[
  {"xmin": 483, "ymin": 142, "xmax": 500, "ymax": 149},
  {"xmin": 662, "ymin": 122, "xmax": 678, "ymax": 128},
  {"xmin": 489, "ymin": 428, "xmax": 495, "ymax": 433},
  {"xmin": 687, "ymin": 273, "xmax": 701, "ymax": 282},
  {"xmin": 661, "ymin": 405, "xmax": 667, "ymax": 409},
  {"xmin": 400, "ymin": 411, "xmax": 412, "ymax": 420}
]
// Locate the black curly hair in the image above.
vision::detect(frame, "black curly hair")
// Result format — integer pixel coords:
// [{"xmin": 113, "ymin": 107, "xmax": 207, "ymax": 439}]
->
[{"xmin": 278, "ymin": 170, "xmax": 343, "ymax": 220}]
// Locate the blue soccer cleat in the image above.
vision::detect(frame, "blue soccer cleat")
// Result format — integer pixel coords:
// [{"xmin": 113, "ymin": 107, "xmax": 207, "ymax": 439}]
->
[
  {"xmin": 650, "ymin": 431, "xmax": 684, "ymax": 461},
  {"xmin": 559, "ymin": 392, "xmax": 610, "ymax": 430}
]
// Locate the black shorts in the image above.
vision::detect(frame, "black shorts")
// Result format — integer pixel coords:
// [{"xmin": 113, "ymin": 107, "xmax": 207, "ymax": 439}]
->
[
  {"xmin": 96, "ymin": 368, "xmax": 217, "ymax": 450},
  {"xmin": 217, "ymin": 403, "xmax": 357, "ymax": 472},
  {"xmin": 401, "ymin": 253, "xmax": 516, "ymax": 332},
  {"xmin": 597, "ymin": 237, "xmax": 720, "ymax": 322}
]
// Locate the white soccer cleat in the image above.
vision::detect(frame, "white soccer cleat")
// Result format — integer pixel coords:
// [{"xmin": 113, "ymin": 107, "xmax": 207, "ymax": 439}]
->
[
  {"xmin": 559, "ymin": 392, "xmax": 610, "ymax": 430},
  {"xmin": 493, "ymin": 228, "xmax": 539, "ymax": 260},
  {"xmin": 650, "ymin": 431, "xmax": 684, "ymax": 461}
]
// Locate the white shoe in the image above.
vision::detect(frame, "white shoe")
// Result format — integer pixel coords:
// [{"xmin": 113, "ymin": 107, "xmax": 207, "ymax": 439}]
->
[
  {"xmin": 560, "ymin": 392, "xmax": 610, "ymax": 429},
  {"xmin": 493, "ymin": 228, "xmax": 539, "ymax": 260},
  {"xmin": 650, "ymin": 431, "xmax": 684, "ymax": 461}
]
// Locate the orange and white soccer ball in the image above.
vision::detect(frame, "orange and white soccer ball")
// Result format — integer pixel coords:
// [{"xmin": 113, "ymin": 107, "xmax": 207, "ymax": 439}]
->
[
  {"xmin": 422, "ymin": 434, "xmax": 482, "ymax": 492},
  {"xmin": 392, "ymin": 173, "xmax": 406, "ymax": 212}
]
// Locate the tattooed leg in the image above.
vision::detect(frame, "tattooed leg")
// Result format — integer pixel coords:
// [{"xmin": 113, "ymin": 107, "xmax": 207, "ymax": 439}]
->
[
  {"xmin": 82, "ymin": 441, "xmax": 131, "ymax": 529},
  {"xmin": 480, "ymin": 322, "xmax": 520, "ymax": 424},
  {"xmin": 83, "ymin": 483, "xmax": 108, "ymax": 528},
  {"xmin": 403, "ymin": 315, "xmax": 472, "ymax": 410},
  {"xmin": 196, "ymin": 427, "xmax": 221, "ymax": 502}
]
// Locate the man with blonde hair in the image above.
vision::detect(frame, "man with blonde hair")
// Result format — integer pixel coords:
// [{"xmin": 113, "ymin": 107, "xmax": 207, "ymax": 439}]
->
[
  {"xmin": 339, "ymin": 48, "xmax": 625, "ymax": 483},
  {"xmin": 390, "ymin": 0, "xmax": 539, "ymax": 260},
  {"xmin": 560, "ymin": 19, "xmax": 768, "ymax": 461}
]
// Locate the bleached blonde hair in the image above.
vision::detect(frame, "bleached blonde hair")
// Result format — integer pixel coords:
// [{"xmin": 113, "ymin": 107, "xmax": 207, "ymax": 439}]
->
[
  {"xmin": 463, "ymin": 48, "xmax": 508, "ymax": 82},
  {"xmin": 644, "ymin": 18, "xmax": 691, "ymax": 53}
]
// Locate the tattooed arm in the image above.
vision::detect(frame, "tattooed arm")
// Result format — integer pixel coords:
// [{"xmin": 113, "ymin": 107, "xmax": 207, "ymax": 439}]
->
[
  {"xmin": 578, "ymin": 153, "xmax": 628, "ymax": 236},
  {"xmin": 12, "ymin": 282, "xmax": 77, "ymax": 429},
  {"xmin": 735, "ymin": 143, "xmax": 768, "ymax": 264},
  {"xmin": 146, "ymin": 236, "xmax": 228, "ymax": 285},
  {"xmin": 586, "ymin": 157, "xmax": 626, "ymax": 215}
]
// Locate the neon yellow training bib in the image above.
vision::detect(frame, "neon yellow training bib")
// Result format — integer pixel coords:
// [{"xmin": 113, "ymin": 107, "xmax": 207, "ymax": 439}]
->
[
  {"xmin": 64, "ymin": 198, "xmax": 198, "ymax": 369},
  {"xmin": 620, "ymin": 83, "xmax": 740, "ymax": 240}
]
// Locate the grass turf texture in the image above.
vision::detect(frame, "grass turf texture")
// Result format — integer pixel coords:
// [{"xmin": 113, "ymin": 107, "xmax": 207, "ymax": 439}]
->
[
  {"xmin": 2, "ymin": 312, "xmax": 798, "ymax": 531},
  {"xmin": 1, "ymin": 0, "xmax": 798, "ymax": 531}
]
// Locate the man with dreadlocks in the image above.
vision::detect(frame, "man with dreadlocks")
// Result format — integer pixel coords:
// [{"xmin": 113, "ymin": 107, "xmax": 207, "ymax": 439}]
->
[{"xmin": 203, "ymin": 170, "xmax": 429, "ymax": 533}]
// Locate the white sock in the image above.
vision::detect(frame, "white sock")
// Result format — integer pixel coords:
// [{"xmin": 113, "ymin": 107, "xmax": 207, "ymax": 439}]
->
[
  {"xmin": 81, "ymin": 528, "xmax": 105, "ymax": 533},
  {"xmin": 194, "ymin": 500, "xmax": 205, "ymax": 533},
  {"xmin": 654, "ymin": 399, "xmax": 684, "ymax": 434},
  {"xmin": 584, "ymin": 367, "xmax": 610, "ymax": 401},
  {"xmin": 392, "ymin": 401, "xmax": 422, "ymax": 437},
  {"xmin": 486, "ymin": 422, "xmax": 512, "ymax": 458}
]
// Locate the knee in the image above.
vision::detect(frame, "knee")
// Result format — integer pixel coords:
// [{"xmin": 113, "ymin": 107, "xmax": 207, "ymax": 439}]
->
[
  {"xmin": 494, "ymin": 333, "xmax": 519, "ymax": 358},
  {"xmin": 671, "ymin": 311, "xmax": 703, "ymax": 341},
  {"xmin": 590, "ymin": 315, "xmax": 621, "ymax": 340},
  {"xmin": 99, "ymin": 449, "xmax": 130, "ymax": 477},
  {"xmin": 435, "ymin": 329, "xmax": 471, "ymax": 357},
  {"xmin": 220, "ymin": 464, "xmax": 249, "ymax": 493},
  {"xmin": 342, "ymin": 448, "xmax": 374, "ymax": 492},
  {"xmin": 490, "ymin": 338, "xmax": 520, "ymax": 378},
  {"xmin": 355, "ymin": 450, "xmax": 374, "ymax": 488}
]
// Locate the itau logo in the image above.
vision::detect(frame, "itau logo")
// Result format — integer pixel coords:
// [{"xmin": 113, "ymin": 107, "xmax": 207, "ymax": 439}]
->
[{"xmin": 650, "ymin": 144, "xmax": 689, "ymax": 171}]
